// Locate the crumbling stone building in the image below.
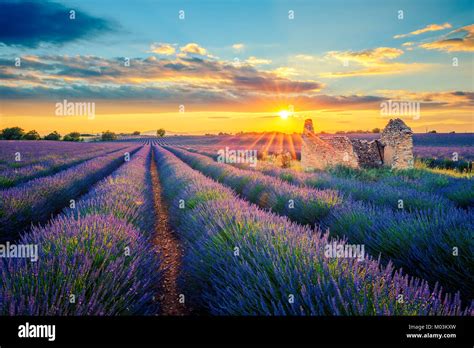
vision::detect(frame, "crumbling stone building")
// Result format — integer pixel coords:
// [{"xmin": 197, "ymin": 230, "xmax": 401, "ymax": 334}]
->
[
  {"xmin": 380, "ymin": 118, "xmax": 414, "ymax": 169},
  {"xmin": 301, "ymin": 118, "xmax": 414, "ymax": 170}
]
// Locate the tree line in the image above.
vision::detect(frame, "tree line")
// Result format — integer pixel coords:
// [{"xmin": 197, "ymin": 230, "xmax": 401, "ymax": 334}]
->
[
  {"xmin": 0, "ymin": 127, "xmax": 166, "ymax": 141},
  {"xmin": 0, "ymin": 127, "xmax": 73, "ymax": 141}
]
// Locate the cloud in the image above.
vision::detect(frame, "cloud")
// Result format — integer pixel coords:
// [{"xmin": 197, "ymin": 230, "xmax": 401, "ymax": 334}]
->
[
  {"xmin": 272, "ymin": 67, "xmax": 298, "ymax": 77},
  {"xmin": 419, "ymin": 24, "xmax": 474, "ymax": 52},
  {"xmin": 376, "ymin": 89, "xmax": 474, "ymax": 107},
  {"xmin": 180, "ymin": 43, "xmax": 208, "ymax": 56},
  {"xmin": 401, "ymin": 42, "xmax": 415, "ymax": 51},
  {"xmin": 322, "ymin": 63, "xmax": 426, "ymax": 77},
  {"xmin": 232, "ymin": 43, "xmax": 244, "ymax": 52},
  {"xmin": 6, "ymin": 47, "xmax": 466, "ymax": 113},
  {"xmin": 394, "ymin": 23, "xmax": 452, "ymax": 39},
  {"xmin": 327, "ymin": 47, "xmax": 403, "ymax": 64},
  {"xmin": 322, "ymin": 47, "xmax": 425, "ymax": 77},
  {"xmin": 309, "ymin": 94, "xmax": 386, "ymax": 107},
  {"xmin": 0, "ymin": 52, "xmax": 323, "ymax": 105},
  {"xmin": 231, "ymin": 75, "xmax": 321, "ymax": 93},
  {"xmin": 149, "ymin": 43, "xmax": 176, "ymax": 55},
  {"xmin": 0, "ymin": 1, "xmax": 114, "ymax": 48},
  {"xmin": 245, "ymin": 56, "xmax": 272, "ymax": 66}
]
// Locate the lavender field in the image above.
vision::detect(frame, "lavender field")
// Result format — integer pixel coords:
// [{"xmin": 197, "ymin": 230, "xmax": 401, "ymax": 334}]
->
[
  {"xmin": 160, "ymin": 133, "xmax": 474, "ymax": 161},
  {"xmin": 0, "ymin": 137, "xmax": 473, "ymax": 316}
]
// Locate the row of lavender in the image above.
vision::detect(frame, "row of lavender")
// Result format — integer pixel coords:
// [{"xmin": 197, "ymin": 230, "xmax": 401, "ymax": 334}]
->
[
  {"xmin": 165, "ymin": 147, "xmax": 474, "ymax": 300},
  {"xmin": 187, "ymin": 148, "xmax": 466, "ymax": 211},
  {"xmin": 153, "ymin": 145, "xmax": 471, "ymax": 315},
  {"xmin": 0, "ymin": 146, "xmax": 161, "ymax": 315},
  {"xmin": 0, "ymin": 145, "xmax": 141, "ymax": 241},
  {"xmin": 184, "ymin": 147, "xmax": 470, "ymax": 210},
  {"xmin": 0, "ymin": 141, "xmax": 124, "ymax": 169},
  {"xmin": 0, "ymin": 142, "xmax": 129, "ymax": 188},
  {"xmin": 327, "ymin": 165, "xmax": 473, "ymax": 208}
]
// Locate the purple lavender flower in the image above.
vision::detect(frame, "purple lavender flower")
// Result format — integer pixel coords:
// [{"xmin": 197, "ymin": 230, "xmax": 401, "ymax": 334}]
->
[
  {"xmin": 0, "ymin": 145, "xmax": 141, "ymax": 240},
  {"xmin": 153, "ymin": 145, "xmax": 472, "ymax": 315}
]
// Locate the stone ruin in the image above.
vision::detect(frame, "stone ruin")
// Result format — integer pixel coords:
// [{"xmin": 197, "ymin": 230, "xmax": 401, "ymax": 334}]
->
[
  {"xmin": 301, "ymin": 118, "xmax": 414, "ymax": 170},
  {"xmin": 380, "ymin": 118, "xmax": 415, "ymax": 169}
]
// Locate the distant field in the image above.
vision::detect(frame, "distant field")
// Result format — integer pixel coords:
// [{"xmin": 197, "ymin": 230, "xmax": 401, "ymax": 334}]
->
[{"xmin": 158, "ymin": 133, "xmax": 474, "ymax": 160}]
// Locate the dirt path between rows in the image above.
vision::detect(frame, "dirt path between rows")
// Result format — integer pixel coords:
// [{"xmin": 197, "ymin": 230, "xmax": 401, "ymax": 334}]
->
[{"xmin": 150, "ymin": 150, "xmax": 189, "ymax": 315}]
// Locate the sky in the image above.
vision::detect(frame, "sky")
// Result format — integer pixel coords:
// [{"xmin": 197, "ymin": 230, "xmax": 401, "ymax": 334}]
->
[{"xmin": 0, "ymin": 0, "xmax": 473, "ymax": 134}]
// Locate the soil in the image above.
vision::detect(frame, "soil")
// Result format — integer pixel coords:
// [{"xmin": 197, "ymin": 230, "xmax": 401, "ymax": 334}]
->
[{"xmin": 150, "ymin": 149, "xmax": 189, "ymax": 315}]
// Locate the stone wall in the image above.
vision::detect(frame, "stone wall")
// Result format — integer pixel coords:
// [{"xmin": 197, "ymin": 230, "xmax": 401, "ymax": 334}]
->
[
  {"xmin": 303, "ymin": 118, "xmax": 314, "ymax": 134},
  {"xmin": 351, "ymin": 139, "xmax": 384, "ymax": 168},
  {"xmin": 301, "ymin": 120, "xmax": 359, "ymax": 169},
  {"xmin": 380, "ymin": 118, "xmax": 414, "ymax": 169},
  {"xmin": 300, "ymin": 118, "xmax": 414, "ymax": 170}
]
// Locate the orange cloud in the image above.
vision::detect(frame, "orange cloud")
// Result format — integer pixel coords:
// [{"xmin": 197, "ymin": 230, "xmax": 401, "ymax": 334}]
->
[
  {"xmin": 322, "ymin": 47, "xmax": 426, "ymax": 77},
  {"xmin": 272, "ymin": 67, "xmax": 298, "ymax": 77},
  {"xmin": 419, "ymin": 24, "xmax": 474, "ymax": 52},
  {"xmin": 180, "ymin": 43, "xmax": 208, "ymax": 56},
  {"xmin": 394, "ymin": 23, "xmax": 452, "ymax": 39},
  {"xmin": 149, "ymin": 43, "xmax": 176, "ymax": 55},
  {"xmin": 376, "ymin": 89, "xmax": 474, "ymax": 108},
  {"xmin": 327, "ymin": 47, "xmax": 403, "ymax": 64},
  {"xmin": 322, "ymin": 63, "xmax": 427, "ymax": 77},
  {"xmin": 0, "ymin": 52, "xmax": 324, "ymax": 103}
]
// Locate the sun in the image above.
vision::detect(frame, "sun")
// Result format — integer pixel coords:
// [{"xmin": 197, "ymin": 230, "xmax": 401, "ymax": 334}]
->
[{"xmin": 278, "ymin": 110, "xmax": 291, "ymax": 120}]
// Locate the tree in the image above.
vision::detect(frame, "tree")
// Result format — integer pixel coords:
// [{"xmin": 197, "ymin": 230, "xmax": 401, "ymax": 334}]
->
[
  {"xmin": 63, "ymin": 132, "xmax": 82, "ymax": 142},
  {"xmin": 101, "ymin": 130, "xmax": 117, "ymax": 141},
  {"xmin": 1, "ymin": 127, "xmax": 24, "ymax": 140},
  {"xmin": 44, "ymin": 131, "xmax": 61, "ymax": 141},
  {"xmin": 132, "ymin": 131, "xmax": 140, "ymax": 135},
  {"xmin": 372, "ymin": 128, "xmax": 381, "ymax": 133},
  {"xmin": 22, "ymin": 130, "xmax": 41, "ymax": 140},
  {"xmin": 156, "ymin": 129, "xmax": 165, "ymax": 137}
]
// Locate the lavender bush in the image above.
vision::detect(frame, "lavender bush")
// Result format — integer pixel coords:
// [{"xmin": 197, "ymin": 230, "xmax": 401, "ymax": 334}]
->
[
  {"xmin": 185, "ymin": 147, "xmax": 454, "ymax": 211},
  {"xmin": 0, "ymin": 140, "xmax": 123, "ymax": 170},
  {"xmin": 65, "ymin": 146, "xmax": 155, "ymax": 234},
  {"xmin": 165, "ymin": 146, "xmax": 341, "ymax": 225},
  {"xmin": 329, "ymin": 165, "xmax": 473, "ymax": 208},
  {"xmin": 0, "ymin": 145, "xmax": 141, "ymax": 241},
  {"xmin": 0, "ymin": 142, "xmax": 128, "ymax": 188},
  {"xmin": 325, "ymin": 200, "xmax": 474, "ymax": 299},
  {"xmin": 0, "ymin": 214, "xmax": 159, "ymax": 315},
  {"xmin": 153, "ymin": 145, "xmax": 472, "ymax": 315},
  {"xmin": 0, "ymin": 146, "xmax": 161, "ymax": 315},
  {"xmin": 166, "ymin": 146, "xmax": 473, "ymax": 299}
]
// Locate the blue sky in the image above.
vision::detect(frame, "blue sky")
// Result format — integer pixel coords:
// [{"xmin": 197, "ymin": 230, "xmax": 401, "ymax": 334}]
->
[
  {"xmin": 9, "ymin": 0, "xmax": 470, "ymax": 56},
  {"xmin": 0, "ymin": 0, "xmax": 473, "ymax": 133}
]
